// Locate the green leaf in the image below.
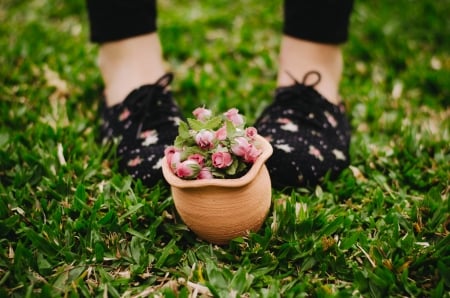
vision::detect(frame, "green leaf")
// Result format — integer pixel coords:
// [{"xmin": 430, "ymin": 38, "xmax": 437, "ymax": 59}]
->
[
  {"xmin": 368, "ymin": 268, "xmax": 391, "ymax": 288},
  {"xmin": 181, "ymin": 147, "xmax": 205, "ymax": 159},
  {"xmin": 0, "ymin": 197, "xmax": 9, "ymax": 219},
  {"xmin": 300, "ymin": 257, "xmax": 316, "ymax": 272},
  {"xmin": 130, "ymin": 236, "xmax": 142, "ymax": 264},
  {"xmin": 75, "ymin": 279, "xmax": 92, "ymax": 298},
  {"xmin": 37, "ymin": 253, "xmax": 52, "ymax": 273},
  {"xmin": 24, "ymin": 228, "xmax": 58, "ymax": 256},
  {"xmin": 211, "ymin": 170, "xmax": 225, "ymax": 179},
  {"xmin": 203, "ymin": 115, "xmax": 223, "ymax": 130},
  {"xmin": 340, "ymin": 231, "xmax": 360, "ymax": 250},
  {"xmin": 226, "ymin": 120, "xmax": 237, "ymax": 138},
  {"xmin": 95, "ymin": 242, "xmax": 104, "ymax": 262},
  {"xmin": 230, "ymin": 267, "xmax": 254, "ymax": 294},
  {"xmin": 155, "ymin": 239, "xmax": 177, "ymax": 267},
  {"xmin": 0, "ymin": 271, "xmax": 10, "ymax": 287},
  {"xmin": 105, "ymin": 282, "xmax": 121, "ymax": 298},
  {"xmin": 126, "ymin": 228, "xmax": 151, "ymax": 241},
  {"xmin": 225, "ymin": 159, "xmax": 239, "ymax": 176},
  {"xmin": 161, "ymin": 288, "xmax": 178, "ymax": 298},
  {"xmin": 430, "ymin": 279, "xmax": 444, "ymax": 298},
  {"xmin": 98, "ymin": 210, "xmax": 117, "ymax": 226},
  {"xmin": 236, "ymin": 160, "xmax": 249, "ymax": 174},
  {"xmin": 320, "ymin": 216, "xmax": 344, "ymax": 236},
  {"xmin": 39, "ymin": 284, "xmax": 54, "ymax": 298},
  {"xmin": 174, "ymin": 135, "xmax": 186, "ymax": 148},
  {"xmin": 437, "ymin": 259, "xmax": 450, "ymax": 287},
  {"xmin": 73, "ymin": 184, "xmax": 88, "ymax": 211},
  {"xmin": 0, "ymin": 132, "xmax": 9, "ymax": 147},
  {"xmin": 187, "ymin": 118, "xmax": 205, "ymax": 131},
  {"xmin": 178, "ymin": 120, "xmax": 190, "ymax": 138},
  {"xmin": 118, "ymin": 203, "xmax": 144, "ymax": 222},
  {"xmin": 52, "ymin": 265, "xmax": 72, "ymax": 292}
]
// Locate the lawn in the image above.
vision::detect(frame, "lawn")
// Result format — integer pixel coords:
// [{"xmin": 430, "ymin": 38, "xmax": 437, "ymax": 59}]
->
[{"xmin": 1, "ymin": 0, "xmax": 449, "ymax": 297}]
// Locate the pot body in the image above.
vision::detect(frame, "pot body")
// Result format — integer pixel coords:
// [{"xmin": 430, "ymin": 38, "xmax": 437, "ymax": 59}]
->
[
  {"xmin": 171, "ymin": 165, "xmax": 271, "ymax": 244},
  {"xmin": 162, "ymin": 135, "xmax": 273, "ymax": 244}
]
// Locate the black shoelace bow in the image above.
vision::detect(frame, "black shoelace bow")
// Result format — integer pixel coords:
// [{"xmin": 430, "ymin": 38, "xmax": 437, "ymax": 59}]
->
[
  {"xmin": 258, "ymin": 71, "xmax": 328, "ymax": 129},
  {"xmin": 290, "ymin": 70, "xmax": 322, "ymax": 88},
  {"xmin": 278, "ymin": 70, "xmax": 323, "ymax": 105},
  {"xmin": 123, "ymin": 73, "xmax": 175, "ymax": 138}
]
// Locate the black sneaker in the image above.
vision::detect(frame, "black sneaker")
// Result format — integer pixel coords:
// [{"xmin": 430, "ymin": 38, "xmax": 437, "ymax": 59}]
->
[
  {"xmin": 100, "ymin": 73, "xmax": 184, "ymax": 187},
  {"xmin": 254, "ymin": 71, "xmax": 351, "ymax": 188}
]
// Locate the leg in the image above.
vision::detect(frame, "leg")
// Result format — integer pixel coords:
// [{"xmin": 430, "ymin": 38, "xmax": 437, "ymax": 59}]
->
[
  {"xmin": 277, "ymin": 37, "xmax": 343, "ymax": 105},
  {"xmin": 98, "ymin": 33, "xmax": 166, "ymax": 106},
  {"xmin": 255, "ymin": 0, "xmax": 354, "ymax": 188},
  {"xmin": 86, "ymin": 0, "xmax": 166, "ymax": 106},
  {"xmin": 86, "ymin": 0, "xmax": 183, "ymax": 187},
  {"xmin": 278, "ymin": 0, "xmax": 354, "ymax": 104}
]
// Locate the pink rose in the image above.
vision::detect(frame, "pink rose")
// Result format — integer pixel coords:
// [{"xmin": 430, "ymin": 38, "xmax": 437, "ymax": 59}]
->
[
  {"xmin": 215, "ymin": 126, "xmax": 227, "ymax": 141},
  {"xmin": 231, "ymin": 137, "xmax": 261, "ymax": 163},
  {"xmin": 188, "ymin": 153, "xmax": 205, "ymax": 167},
  {"xmin": 192, "ymin": 107, "xmax": 212, "ymax": 121},
  {"xmin": 243, "ymin": 144, "xmax": 261, "ymax": 163},
  {"xmin": 211, "ymin": 151, "xmax": 233, "ymax": 168},
  {"xmin": 224, "ymin": 108, "xmax": 244, "ymax": 126},
  {"xmin": 245, "ymin": 127, "xmax": 258, "ymax": 140},
  {"xmin": 231, "ymin": 137, "xmax": 250, "ymax": 157},
  {"xmin": 198, "ymin": 167, "xmax": 213, "ymax": 179},
  {"xmin": 164, "ymin": 146, "xmax": 180, "ymax": 170},
  {"xmin": 164, "ymin": 145, "xmax": 176, "ymax": 155},
  {"xmin": 169, "ymin": 151, "xmax": 181, "ymax": 171},
  {"xmin": 195, "ymin": 130, "xmax": 215, "ymax": 149},
  {"xmin": 175, "ymin": 160, "xmax": 201, "ymax": 179}
]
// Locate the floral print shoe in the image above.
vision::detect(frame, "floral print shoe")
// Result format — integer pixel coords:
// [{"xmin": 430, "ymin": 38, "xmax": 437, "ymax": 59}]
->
[
  {"xmin": 100, "ymin": 73, "xmax": 184, "ymax": 187},
  {"xmin": 254, "ymin": 71, "xmax": 351, "ymax": 188}
]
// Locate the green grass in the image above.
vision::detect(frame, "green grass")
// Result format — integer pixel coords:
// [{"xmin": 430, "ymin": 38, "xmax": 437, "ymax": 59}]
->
[{"xmin": 1, "ymin": 0, "xmax": 449, "ymax": 297}]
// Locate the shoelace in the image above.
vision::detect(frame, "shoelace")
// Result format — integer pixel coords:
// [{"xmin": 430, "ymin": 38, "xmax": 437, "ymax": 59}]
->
[
  {"xmin": 287, "ymin": 70, "xmax": 322, "ymax": 88},
  {"xmin": 124, "ymin": 73, "xmax": 175, "ymax": 138},
  {"xmin": 279, "ymin": 70, "xmax": 326, "ymax": 108},
  {"xmin": 257, "ymin": 70, "xmax": 328, "ymax": 129}
]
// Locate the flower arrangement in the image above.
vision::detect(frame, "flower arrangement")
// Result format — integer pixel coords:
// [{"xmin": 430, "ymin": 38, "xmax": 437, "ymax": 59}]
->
[{"xmin": 164, "ymin": 107, "xmax": 263, "ymax": 180}]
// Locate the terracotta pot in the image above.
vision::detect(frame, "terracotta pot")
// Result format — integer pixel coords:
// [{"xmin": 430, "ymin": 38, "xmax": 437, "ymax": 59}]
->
[{"xmin": 162, "ymin": 135, "xmax": 273, "ymax": 245}]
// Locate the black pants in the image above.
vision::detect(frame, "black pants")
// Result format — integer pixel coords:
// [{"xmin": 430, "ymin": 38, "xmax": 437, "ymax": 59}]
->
[{"xmin": 87, "ymin": 0, "xmax": 353, "ymax": 44}]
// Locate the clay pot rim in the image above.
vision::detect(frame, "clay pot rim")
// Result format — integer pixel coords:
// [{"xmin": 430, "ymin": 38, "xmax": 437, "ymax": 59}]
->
[{"xmin": 162, "ymin": 135, "xmax": 273, "ymax": 189}]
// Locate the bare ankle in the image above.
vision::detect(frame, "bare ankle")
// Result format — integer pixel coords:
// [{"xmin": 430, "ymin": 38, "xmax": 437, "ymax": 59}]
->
[
  {"xmin": 98, "ymin": 33, "xmax": 167, "ymax": 106},
  {"xmin": 277, "ymin": 36, "xmax": 343, "ymax": 105}
]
